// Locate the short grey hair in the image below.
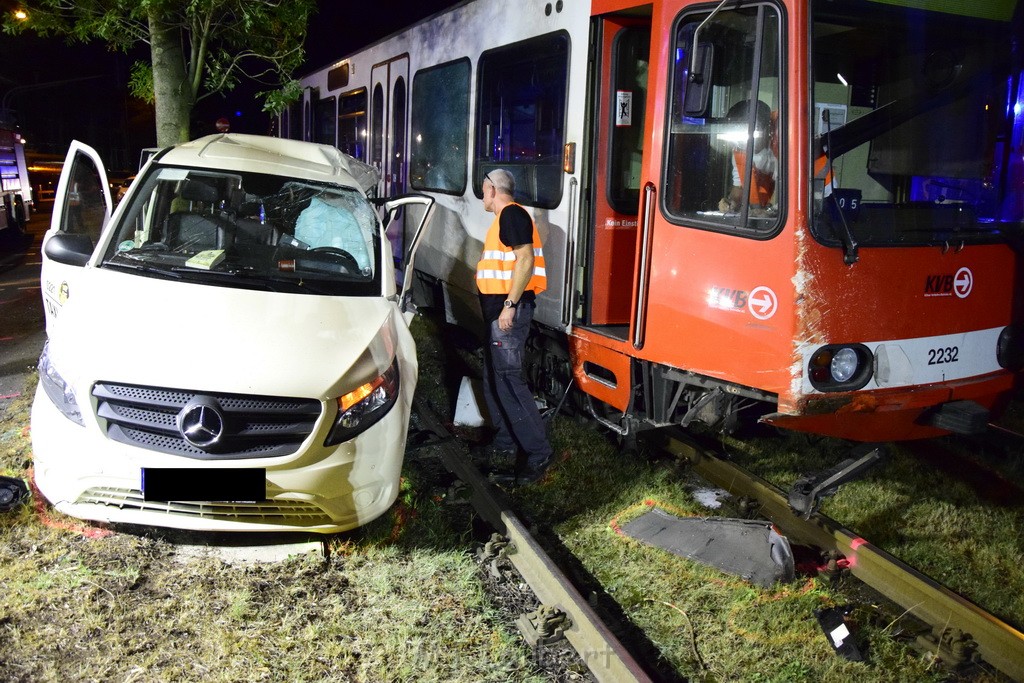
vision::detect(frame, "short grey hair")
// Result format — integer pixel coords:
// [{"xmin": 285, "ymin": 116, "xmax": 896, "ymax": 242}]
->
[{"xmin": 485, "ymin": 168, "xmax": 515, "ymax": 196}]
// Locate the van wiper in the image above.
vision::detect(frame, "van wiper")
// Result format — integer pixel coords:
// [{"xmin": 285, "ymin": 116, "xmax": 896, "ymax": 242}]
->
[
  {"xmin": 103, "ymin": 257, "xmax": 183, "ymax": 279},
  {"xmin": 168, "ymin": 266, "xmax": 303, "ymax": 293}
]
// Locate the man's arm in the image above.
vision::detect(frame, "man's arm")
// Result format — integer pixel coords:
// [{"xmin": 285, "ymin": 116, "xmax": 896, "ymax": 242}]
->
[
  {"xmin": 497, "ymin": 243, "xmax": 534, "ymax": 330},
  {"xmin": 507, "ymin": 243, "xmax": 534, "ymax": 304}
]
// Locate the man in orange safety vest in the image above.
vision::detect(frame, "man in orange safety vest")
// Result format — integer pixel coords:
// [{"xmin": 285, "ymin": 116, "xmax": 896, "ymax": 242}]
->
[{"xmin": 473, "ymin": 168, "xmax": 553, "ymax": 485}]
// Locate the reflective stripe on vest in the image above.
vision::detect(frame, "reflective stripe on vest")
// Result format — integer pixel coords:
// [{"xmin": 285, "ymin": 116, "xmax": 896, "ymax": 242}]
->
[
  {"xmin": 476, "ymin": 205, "xmax": 547, "ymax": 295},
  {"xmin": 814, "ymin": 154, "xmax": 834, "ymax": 198},
  {"xmin": 733, "ymin": 150, "xmax": 776, "ymax": 207}
]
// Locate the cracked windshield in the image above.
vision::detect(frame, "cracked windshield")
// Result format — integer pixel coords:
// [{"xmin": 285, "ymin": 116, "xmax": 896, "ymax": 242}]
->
[
  {"xmin": 101, "ymin": 167, "xmax": 381, "ymax": 295},
  {"xmin": 811, "ymin": 0, "xmax": 1023, "ymax": 248}
]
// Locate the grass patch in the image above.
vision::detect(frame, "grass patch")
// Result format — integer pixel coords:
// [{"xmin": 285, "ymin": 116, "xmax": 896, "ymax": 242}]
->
[
  {"xmin": 3, "ymin": 313, "xmax": 1018, "ymax": 681},
  {"xmin": 0, "ymin": 357, "xmax": 545, "ymax": 682},
  {"xmin": 720, "ymin": 431, "xmax": 1024, "ymax": 631},
  {"xmin": 508, "ymin": 419, "xmax": 977, "ymax": 682},
  {"xmin": 411, "ymin": 313, "xmax": 1016, "ymax": 680}
]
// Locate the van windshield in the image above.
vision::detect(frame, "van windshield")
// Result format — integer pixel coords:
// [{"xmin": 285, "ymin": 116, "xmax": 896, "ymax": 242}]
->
[
  {"xmin": 100, "ymin": 166, "xmax": 382, "ymax": 296},
  {"xmin": 811, "ymin": 0, "xmax": 1024, "ymax": 248}
]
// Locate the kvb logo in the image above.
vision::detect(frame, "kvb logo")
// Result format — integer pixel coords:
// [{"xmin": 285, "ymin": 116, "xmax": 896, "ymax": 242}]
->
[{"xmin": 924, "ymin": 267, "xmax": 973, "ymax": 298}]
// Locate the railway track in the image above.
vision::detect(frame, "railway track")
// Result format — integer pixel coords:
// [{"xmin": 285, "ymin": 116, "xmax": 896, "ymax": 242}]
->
[
  {"xmin": 652, "ymin": 429, "xmax": 1024, "ymax": 681},
  {"xmin": 412, "ymin": 392, "xmax": 1023, "ymax": 681},
  {"xmin": 412, "ymin": 396, "xmax": 654, "ymax": 682}
]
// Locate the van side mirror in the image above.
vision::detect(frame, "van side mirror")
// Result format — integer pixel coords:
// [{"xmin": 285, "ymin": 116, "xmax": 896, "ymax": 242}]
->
[
  {"xmin": 684, "ymin": 43, "xmax": 715, "ymax": 116},
  {"xmin": 43, "ymin": 233, "xmax": 94, "ymax": 267}
]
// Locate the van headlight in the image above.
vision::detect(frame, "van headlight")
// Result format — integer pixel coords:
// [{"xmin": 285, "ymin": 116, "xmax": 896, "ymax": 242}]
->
[
  {"xmin": 808, "ymin": 344, "xmax": 873, "ymax": 392},
  {"xmin": 325, "ymin": 359, "xmax": 400, "ymax": 445},
  {"xmin": 38, "ymin": 342, "xmax": 84, "ymax": 426}
]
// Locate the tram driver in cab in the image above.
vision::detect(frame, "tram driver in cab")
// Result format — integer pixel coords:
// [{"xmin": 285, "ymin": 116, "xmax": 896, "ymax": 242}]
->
[{"xmin": 718, "ymin": 99, "xmax": 778, "ymax": 215}]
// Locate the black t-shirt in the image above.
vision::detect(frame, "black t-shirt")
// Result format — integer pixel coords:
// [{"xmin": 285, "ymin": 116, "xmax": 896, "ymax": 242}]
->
[{"xmin": 480, "ymin": 204, "xmax": 537, "ymax": 323}]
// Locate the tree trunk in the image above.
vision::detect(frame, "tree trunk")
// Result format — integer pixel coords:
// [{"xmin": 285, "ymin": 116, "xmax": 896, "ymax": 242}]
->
[{"xmin": 149, "ymin": 11, "xmax": 193, "ymax": 147}]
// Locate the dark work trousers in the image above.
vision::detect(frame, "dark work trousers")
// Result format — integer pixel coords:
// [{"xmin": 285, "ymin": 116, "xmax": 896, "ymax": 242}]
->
[{"xmin": 481, "ymin": 302, "xmax": 553, "ymax": 470}]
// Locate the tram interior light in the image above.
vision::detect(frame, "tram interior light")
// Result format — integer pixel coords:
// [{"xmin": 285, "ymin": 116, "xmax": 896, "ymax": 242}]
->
[{"xmin": 717, "ymin": 129, "xmax": 762, "ymax": 145}]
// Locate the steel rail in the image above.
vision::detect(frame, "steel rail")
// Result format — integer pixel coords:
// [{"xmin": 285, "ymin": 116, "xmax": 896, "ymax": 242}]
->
[
  {"xmin": 657, "ymin": 431, "xmax": 1024, "ymax": 681},
  {"xmin": 413, "ymin": 399, "xmax": 653, "ymax": 683}
]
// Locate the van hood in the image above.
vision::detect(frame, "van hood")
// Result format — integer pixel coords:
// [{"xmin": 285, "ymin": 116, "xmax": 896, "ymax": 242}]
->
[{"xmin": 55, "ymin": 269, "xmax": 397, "ymax": 400}]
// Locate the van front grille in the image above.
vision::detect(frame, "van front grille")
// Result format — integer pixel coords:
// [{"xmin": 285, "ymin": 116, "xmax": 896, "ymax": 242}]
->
[
  {"xmin": 77, "ymin": 486, "xmax": 335, "ymax": 526},
  {"xmin": 93, "ymin": 382, "xmax": 322, "ymax": 459}
]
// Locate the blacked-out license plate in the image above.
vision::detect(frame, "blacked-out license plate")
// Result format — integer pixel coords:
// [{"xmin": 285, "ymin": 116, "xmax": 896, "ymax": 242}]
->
[{"xmin": 141, "ymin": 468, "xmax": 267, "ymax": 502}]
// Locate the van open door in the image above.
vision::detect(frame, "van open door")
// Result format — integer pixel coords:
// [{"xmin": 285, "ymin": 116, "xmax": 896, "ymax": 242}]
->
[
  {"xmin": 41, "ymin": 141, "xmax": 112, "ymax": 335},
  {"xmin": 383, "ymin": 193, "xmax": 434, "ymax": 323}
]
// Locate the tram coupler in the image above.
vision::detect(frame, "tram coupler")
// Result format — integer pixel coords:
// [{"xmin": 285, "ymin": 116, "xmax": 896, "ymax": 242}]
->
[
  {"xmin": 517, "ymin": 605, "xmax": 571, "ymax": 646},
  {"xmin": 922, "ymin": 399, "xmax": 989, "ymax": 436},
  {"xmin": 788, "ymin": 443, "xmax": 887, "ymax": 519}
]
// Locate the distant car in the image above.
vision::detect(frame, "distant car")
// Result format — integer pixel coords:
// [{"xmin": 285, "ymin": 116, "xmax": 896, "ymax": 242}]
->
[{"xmin": 32, "ymin": 134, "xmax": 432, "ymax": 533}]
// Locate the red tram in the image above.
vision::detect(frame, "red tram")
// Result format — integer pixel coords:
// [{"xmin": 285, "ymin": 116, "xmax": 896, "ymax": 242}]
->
[{"xmin": 285, "ymin": 0, "xmax": 1023, "ymax": 452}]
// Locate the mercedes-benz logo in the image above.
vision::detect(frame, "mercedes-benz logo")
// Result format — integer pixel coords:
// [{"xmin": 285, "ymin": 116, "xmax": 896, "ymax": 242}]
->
[{"xmin": 178, "ymin": 399, "xmax": 225, "ymax": 449}]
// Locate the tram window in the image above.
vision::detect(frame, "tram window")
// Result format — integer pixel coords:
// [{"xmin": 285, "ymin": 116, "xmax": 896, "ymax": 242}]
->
[
  {"xmin": 287, "ymin": 101, "xmax": 302, "ymax": 141},
  {"xmin": 313, "ymin": 96, "xmax": 337, "ymax": 147},
  {"xmin": 608, "ymin": 27, "xmax": 651, "ymax": 215},
  {"xmin": 303, "ymin": 99, "xmax": 313, "ymax": 142},
  {"xmin": 475, "ymin": 32, "xmax": 570, "ymax": 209},
  {"xmin": 810, "ymin": 0, "xmax": 1017, "ymax": 248},
  {"xmin": 410, "ymin": 59, "xmax": 470, "ymax": 195},
  {"xmin": 371, "ymin": 84, "xmax": 384, "ymax": 173},
  {"xmin": 391, "ymin": 78, "xmax": 407, "ymax": 189},
  {"xmin": 664, "ymin": 5, "xmax": 783, "ymax": 237},
  {"xmin": 338, "ymin": 89, "xmax": 368, "ymax": 160}
]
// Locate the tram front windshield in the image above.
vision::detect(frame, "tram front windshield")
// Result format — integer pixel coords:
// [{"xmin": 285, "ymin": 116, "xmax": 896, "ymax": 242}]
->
[{"xmin": 811, "ymin": 0, "xmax": 1023, "ymax": 248}]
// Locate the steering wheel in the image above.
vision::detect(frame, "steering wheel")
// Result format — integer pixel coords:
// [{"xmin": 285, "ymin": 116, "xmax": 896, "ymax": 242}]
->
[{"xmin": 310, "ymin": 246, "xmax": 360, "ymax": 273}]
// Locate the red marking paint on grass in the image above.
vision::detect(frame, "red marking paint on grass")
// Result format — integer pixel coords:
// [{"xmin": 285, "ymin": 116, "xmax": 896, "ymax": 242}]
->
[
  {"xmin": 26, "ymin": 469, "xmax": 113, "ymax": 539},
  {"xmin": 1, "ymin": 392, "xmax": 21, "ymax": 400}
]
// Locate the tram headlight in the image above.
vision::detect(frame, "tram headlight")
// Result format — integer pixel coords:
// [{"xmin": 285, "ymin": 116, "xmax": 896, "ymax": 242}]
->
[
  {"xmin": 808, "ymin": 344, "xmax": 873, "ymax": 392},
  {"xmin": 831, "ymin": 348, "xmax": 859, "ymax": 382}
]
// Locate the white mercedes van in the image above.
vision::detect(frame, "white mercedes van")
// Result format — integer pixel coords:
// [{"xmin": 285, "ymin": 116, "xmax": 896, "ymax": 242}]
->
[{"xmin": 32, "ymin": 134, "xmax": 432, "ymax": 533}]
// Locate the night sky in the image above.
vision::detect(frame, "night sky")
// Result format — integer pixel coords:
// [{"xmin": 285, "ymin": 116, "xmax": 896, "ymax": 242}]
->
[{"xmin": 0, "ymin": 1, "xmax": 458, "ymax": 170}]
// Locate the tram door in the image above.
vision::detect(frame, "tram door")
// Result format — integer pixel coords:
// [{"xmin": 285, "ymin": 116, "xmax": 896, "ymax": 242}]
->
[
  {"xmin": 579, "ymin": 9, "xmax": 652, "ymax": 340},
  {"xmin": 370, "ymin": 55, "xmax": 410, "ymax": 272}
]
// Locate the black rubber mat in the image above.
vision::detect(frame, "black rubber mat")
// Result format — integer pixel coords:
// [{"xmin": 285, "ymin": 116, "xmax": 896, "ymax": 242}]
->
[{"xmin": 621, "ymin": 508, "xmax": 795, "ymax": 588}]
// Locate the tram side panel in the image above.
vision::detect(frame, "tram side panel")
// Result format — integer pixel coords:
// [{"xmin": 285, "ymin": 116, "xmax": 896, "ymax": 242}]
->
[{"xmin": 291, "ymin": 0, "xmax": 592, "ymax": 334}]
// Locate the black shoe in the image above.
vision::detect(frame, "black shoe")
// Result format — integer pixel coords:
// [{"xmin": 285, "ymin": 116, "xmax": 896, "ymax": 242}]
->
[
  {"xmin": 469, "ymin": 445, "xmax": 517, "ymax": 474},
  {"xmin": 515, "ymin": 455, "xmax": 553, "ymax": 486}
]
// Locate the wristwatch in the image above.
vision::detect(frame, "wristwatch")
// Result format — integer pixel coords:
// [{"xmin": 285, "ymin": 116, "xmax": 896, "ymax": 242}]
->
[{"xmin": 503, "ymin": 299, "xmax": 518, "ymax": 309}]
